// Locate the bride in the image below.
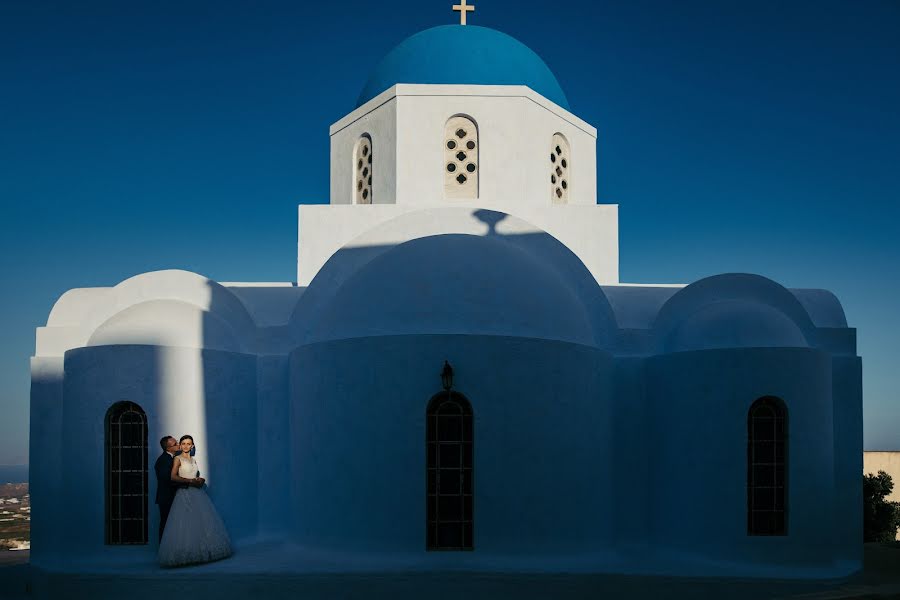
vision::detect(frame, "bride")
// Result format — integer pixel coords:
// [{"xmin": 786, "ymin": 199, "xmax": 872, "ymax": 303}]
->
[{"xmin": 158, "ymin": 435, "xmax": 233, "ymax": 567}]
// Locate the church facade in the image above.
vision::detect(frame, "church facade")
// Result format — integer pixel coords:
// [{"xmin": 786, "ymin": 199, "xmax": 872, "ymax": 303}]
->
[{"xmin": 29, "ymin": 24, "xmax": 862, "ymax": 583}]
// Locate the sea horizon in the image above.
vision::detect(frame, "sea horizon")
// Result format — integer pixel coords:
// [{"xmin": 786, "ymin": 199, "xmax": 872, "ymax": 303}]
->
[{"xmin": 0, "ymin": 466, "xmax": 28, "ymax": 485}]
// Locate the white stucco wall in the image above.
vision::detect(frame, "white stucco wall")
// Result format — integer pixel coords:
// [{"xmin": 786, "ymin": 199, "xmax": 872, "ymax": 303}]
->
[
  {"xmin": 297, "ymin": 205, "xmax": 618, "ymax": 286},
  {"xmin": 55, "ymin": 345, "xmax": 258, "ymax": 557},
  {"xmin": 28, "ymin": 263, "xmax": 862, "ymax": 577},
  {"xmin": 290, "ymin": 334, "xmax": 616, "ymax": 555},
  {"xmin": 34, "ymin": 271, "xmax": 302, "ymax": 359},
  {"xmin": 833, "ymin": 356, "xmax": 864, "ymax": 560},
  {"xmin": 647, "ymin": 348, "xmax": 840, "ymax": 566},
  {"xmin": 329, "ymin": 85, "xmax": 596, "ymax": 208},
  {"xmin": 310, "ymin": 84, "xmax": 612, "ymax": 289},
  {"xmin": 330, "ymin": 95, "xmax": 397, "ymax": 206},
  {"xmin": 392, "ymin": 88, "xmax": 596, "ymax": 207},
  {"xmin": 29, "ymin": 357, "xmax": 64, "ymax": 564}
]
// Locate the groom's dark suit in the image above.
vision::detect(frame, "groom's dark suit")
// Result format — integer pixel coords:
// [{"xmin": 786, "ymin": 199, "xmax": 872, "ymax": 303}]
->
[{"xmin": 154, "ymin": 451, "xmax": 178, "ymax": 542}]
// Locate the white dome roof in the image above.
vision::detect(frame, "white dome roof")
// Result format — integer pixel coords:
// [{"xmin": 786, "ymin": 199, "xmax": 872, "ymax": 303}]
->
[
  {"xmin": 665, "ymin": 300, "xmax": 808, "ymax": 352},
  {"xmin": 87, "ymin": 299, "xmax": 244, "ymax": 352},
  {"xmin": 308, "ymin": 234, "xmax": 598, "ymax": 346}
]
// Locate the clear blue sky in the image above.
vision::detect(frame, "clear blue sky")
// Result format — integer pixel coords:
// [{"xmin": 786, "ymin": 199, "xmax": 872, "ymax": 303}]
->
[{"xmin": 1, "ymin": 0, "xmax": 898, "ymax": 465}]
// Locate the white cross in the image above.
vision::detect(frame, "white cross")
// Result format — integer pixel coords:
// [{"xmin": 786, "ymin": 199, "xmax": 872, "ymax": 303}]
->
[{"xmin": 452, "ymin": 0, "xmax": 475, "ymax": 25}]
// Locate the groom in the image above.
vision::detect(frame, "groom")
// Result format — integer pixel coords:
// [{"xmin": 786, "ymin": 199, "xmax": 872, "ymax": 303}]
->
[{"xmin": 154, "ymin": 435, "xmax": 204, "ymax": 541}]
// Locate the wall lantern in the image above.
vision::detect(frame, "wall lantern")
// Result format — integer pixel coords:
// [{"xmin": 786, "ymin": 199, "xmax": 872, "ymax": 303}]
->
[{"xmin": 441, "ymin": 360, "xmax": 454, "ymax": 391}]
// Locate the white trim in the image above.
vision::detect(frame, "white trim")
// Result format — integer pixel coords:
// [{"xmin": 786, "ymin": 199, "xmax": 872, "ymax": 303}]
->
[{"xmin": 331, "ymin": 84, "xmax": 596, "ymax": 137}]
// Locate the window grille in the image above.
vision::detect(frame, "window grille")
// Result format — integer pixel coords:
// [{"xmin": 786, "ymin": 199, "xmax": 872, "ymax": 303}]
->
[
  {"xmin": 747, "ymin": 396, "xmax": 787, "ymax": 536},
  {"xmin": 551, "ymin": 133, "xmax": 570, "ymax": 203},
  {"xmin": 444, "ymin": 116, "xmax": 478, "ymax": 199},
  {"xmin": 426, "ymin": 391, "xmax": 473, "ymax": 550},
  {"xmin": 105, "ymin": 401, "xmax": 148, "ymax": 545},
  {"xmin": 354, "ymin": 134, "xmax": 373, "ymax": 204}
]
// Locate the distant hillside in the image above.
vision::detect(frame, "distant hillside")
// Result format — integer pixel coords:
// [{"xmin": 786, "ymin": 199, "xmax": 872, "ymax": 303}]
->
[
  {"xmin": 0, "ymin": 481, "xmax": 29, "ymax": 550},
  {"xmin": 0, "ymin": 466, "xmax": 27, "ymax": 484},
  {"xmin": 0, "ymin": 483, "xmax": 27, "ymax": 498}
]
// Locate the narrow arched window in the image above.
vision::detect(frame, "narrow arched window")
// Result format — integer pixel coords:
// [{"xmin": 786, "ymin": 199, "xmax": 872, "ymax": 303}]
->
[
  {"xmin": 551, "ymin": 133, "xmax": 570, "ymax": 203},
  {"xmin": 354, "ymin": 134, "xmax": 373, "ymax": 204},
  {"xmin": 747, "ymin": 396, "xmax": 787, "ymax": 535},
  {"xmin": 105, "ymin": 401, "xmax": 148, "ymax": 545},
  {"xmin": 426, "ymin": 391, "xmax": 473, "ymax": 550},
  {"xmin": 444, "ymin": 116, "xmax": 478, "ymax": 199}
]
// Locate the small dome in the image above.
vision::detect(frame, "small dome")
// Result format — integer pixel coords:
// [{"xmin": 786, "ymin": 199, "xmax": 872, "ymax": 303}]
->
[
  {"xmin": 665, "ymin": 300, "xmax": 808, "ymax": 353},
  {"xmin": 87, "ymin": 300, "xmax": 244, "ymax": 352},
  {"xmin": 309, "ymin": 234, "xmax": 592, "ymax": 345},
  {"xmin": 357, "ymin": 25, "xmax": 570, "ymax": 110}
]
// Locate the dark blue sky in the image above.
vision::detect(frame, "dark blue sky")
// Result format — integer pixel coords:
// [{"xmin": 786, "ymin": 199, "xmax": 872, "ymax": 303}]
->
[{"xmin": 1, "ymin": 0, "xmax": 898, "ymax": 464}]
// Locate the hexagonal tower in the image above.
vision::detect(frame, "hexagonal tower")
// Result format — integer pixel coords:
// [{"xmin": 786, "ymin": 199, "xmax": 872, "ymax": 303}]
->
[{"xmin": 297, "ymin": 25, "xmax": 618, "ymax": 286}]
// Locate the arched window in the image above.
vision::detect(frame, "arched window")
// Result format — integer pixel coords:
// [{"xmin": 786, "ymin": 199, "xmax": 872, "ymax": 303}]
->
[
  {"xmin": 354, "ymin": 134, "xmax": 373, "ymax": 204},
  {"xmin": 444, "ymin": 116, "xmax": 478, "ymax": 199},
  {"xmin": 747, "ymin": 396, "xmax": 787, "ymax": 536},
  {"xmin": 551, "ymin": 133, "xmax": 570, "ymax": 203},
  {"xmin": 426, "ymin": 391, "xmax": 473, "ymax": 550},
  {"xmin": 105, "ymin": 401, "xmax": 148, "ymax": 545}
]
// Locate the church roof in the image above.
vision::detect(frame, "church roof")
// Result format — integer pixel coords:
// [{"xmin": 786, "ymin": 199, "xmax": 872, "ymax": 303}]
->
[
  {"xmin": 356, "ymin": 25, "xmax": 570, "ymax": 110},
  {"xmin": 306, "ymin": 233, "xmax": 603, "ymax": 346}
]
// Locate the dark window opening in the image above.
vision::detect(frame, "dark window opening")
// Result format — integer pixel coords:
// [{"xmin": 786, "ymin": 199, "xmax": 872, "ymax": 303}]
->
[
  {"xmin": 426, "ymin": 391, "xmax": 473, "ymax": 550},
  {"xmin": 747, "ymin": 396, "xmax": 787, "ymax": 536},
  {"xmin": 105, "ymin": 401, "xmax": 148, "ymax": 545}
]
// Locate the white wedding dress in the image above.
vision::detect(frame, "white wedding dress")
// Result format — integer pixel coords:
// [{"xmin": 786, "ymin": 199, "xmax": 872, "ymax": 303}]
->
[{"xmin": 158, "ymin": 455, "xmax": 233, "ymax": 567}]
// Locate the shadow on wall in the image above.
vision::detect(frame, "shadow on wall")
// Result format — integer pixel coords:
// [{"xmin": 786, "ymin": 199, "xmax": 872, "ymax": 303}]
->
[
  {"xmin": 285, "ymin": 209, "xmax": 624, "ymax": 555},
  {"xmin": 473, "ymin": 209, "xmax": 504, "ymax": 235},
  {"xmin": 199, "ymin": 282, "xmax": 302, "ymax": 539},
  {"xmin": 30, "ymin": 205, "xmax": 862, "ymax": 572},
  {"xmin": 174, "ymin": 282, "xmax": 260, "ymax": 544},
  {"xmin": 47, "ymin": 280, "xmax": 261, "ymax": 560},
  {"xmin": 290, "ymin": 209, "xmax": 619, "ymax": 349}
]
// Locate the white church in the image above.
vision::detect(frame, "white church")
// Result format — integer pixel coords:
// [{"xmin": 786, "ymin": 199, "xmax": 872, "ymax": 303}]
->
[{"xmin": 28, "ymin": 14, "xmax": 863, "ymax": 598}]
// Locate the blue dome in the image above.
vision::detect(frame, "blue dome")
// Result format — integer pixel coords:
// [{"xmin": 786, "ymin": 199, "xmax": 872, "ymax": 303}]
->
[{"xmin": 357, "ymin": 25, "xmax": 570, "ymax": 110}]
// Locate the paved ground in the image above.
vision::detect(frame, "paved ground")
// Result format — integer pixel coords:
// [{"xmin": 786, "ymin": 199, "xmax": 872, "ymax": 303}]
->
[
  {"xmin": 1, "ymin": 545, "xmax": 899, "ymax": 599},
  {"xmin": 0, "ymin": 550, "xmax": 29, "ymax": 599}
]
